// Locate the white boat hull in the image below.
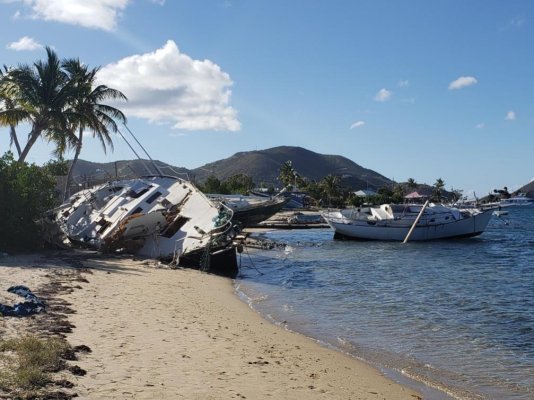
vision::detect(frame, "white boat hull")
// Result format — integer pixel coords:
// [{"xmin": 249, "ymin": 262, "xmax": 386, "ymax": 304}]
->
[
  {"xmin": 42, "ymin": 176, "xmax": 239, "ymax": 276},
  {"xmin": 324, "ymin": 207, "xmax": 493, "ymax": 241}
]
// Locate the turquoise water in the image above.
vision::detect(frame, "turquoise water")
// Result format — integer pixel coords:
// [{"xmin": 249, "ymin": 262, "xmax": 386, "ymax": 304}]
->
[{"xmin": 236, "ymin": 208, "xmax": 534, "ymax": 399}]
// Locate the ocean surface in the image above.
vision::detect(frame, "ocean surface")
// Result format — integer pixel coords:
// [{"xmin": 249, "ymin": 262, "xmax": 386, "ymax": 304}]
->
[{"xmin": 235, "ymin": 207, "xmax": 534, "ymax": 400}]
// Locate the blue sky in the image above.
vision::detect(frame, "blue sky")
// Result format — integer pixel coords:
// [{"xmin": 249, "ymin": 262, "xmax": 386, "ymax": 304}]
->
[{"xmin": 1, "ymin": 1, "xmax": 534, "ymax": 197}]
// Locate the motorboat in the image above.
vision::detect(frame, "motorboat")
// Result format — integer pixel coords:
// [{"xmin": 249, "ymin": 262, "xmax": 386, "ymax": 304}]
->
[
  {"xmin": 499, "ymin": 194, "xmax": 534, "ymax": 207},
  {"xmin": 322, "ymin": 203, "xmax": 494, "ymax": 241},
  {"xmin": 41, "ymin": 176, "xmax": 239, "ymax": 277}
]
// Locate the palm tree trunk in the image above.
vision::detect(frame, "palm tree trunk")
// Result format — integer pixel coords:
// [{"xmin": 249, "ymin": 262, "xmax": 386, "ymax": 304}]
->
[
  {"xmin": 63, "ymin": 130, "xmax": 83, "ymax": 201},
  {"xmin": 18, "ymin": 128, "xmax": 41, "ymax": 163},
  {"xmin": 10, "ymin": 125, "xmax": 22, "ymax": 157}
]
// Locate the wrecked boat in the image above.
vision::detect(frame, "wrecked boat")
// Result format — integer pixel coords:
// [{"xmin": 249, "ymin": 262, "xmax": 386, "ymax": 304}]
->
[
  {"xmin": 208, "ymin": 194, "xmax": 289, "ymax": 227},
  {"xmin": 41, "ymin": 176, "xmax": 239, "ymax": 277}
]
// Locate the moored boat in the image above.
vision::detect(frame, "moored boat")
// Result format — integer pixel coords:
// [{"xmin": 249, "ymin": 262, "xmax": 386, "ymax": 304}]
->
[
  {"xmin": 499, "ymin": 194, "xmax": 534, "ymax": 207},
  {"xmin": 322, "ymin": 203, "xmax": 494, "ymax": 241}
]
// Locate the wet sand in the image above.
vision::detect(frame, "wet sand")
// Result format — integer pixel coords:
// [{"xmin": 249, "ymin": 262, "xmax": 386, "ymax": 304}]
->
[{"xmin": 0, "ymin": 252, "xmax": 421, "ymax": 399}]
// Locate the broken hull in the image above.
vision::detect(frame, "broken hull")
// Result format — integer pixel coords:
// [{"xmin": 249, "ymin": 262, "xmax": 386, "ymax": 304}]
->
[
  {"xmin": 231, "ymin": 197, "xmax": 289, "ymax": 227},
  {"xmin": 43, "ymin": 176, "xmax": 238, "ymax": 276},
  {"xmin": 175, "ymin": 245, "xmax": 238, "ymax": 278}
]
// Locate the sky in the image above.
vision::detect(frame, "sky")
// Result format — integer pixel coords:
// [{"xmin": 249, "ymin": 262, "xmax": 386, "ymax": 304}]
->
[{"xmin": 1, "ymin": 0, "xmax": 534, "ymax": 198}]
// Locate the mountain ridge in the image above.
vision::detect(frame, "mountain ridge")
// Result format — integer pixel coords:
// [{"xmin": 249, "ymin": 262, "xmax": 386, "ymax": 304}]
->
[
  {"xmin": 71, "ymin": 146, "xmax": 392, "ymax": 190},
  {"xmin": 193, "ymin": 146, "xmax": 392, "ymax": 189}
]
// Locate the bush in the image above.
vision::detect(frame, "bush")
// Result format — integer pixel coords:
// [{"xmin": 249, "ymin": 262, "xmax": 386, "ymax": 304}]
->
[
  {"xmin": 0, "ymin": 335, "xmax": 70, "ymax": 397},
  {"xmin": 0, "ymin": 152, "xmax": 58, "ymax": 252}
]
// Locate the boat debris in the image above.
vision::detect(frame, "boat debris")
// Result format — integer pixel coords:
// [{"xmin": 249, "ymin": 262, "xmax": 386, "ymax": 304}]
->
[
  {"xmin": 41, "ymin": 176, "xmax": 240, "ymax": 277},
  {"xmin": 208, "ymin": 194, "xmax": 289, "ymax": 227}
]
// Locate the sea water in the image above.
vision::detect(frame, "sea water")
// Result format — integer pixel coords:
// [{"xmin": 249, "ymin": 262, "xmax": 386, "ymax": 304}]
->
[{"xmin": 235, "ymin": 208, "xmax": 534, "ymax": 399}]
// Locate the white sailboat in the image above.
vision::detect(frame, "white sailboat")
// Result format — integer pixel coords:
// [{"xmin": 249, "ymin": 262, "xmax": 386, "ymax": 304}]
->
[
  {"xmin": 42, "ymin": 176, "xmax": 239, "ymax": 276},
  {"xmin": 322, "ymin": 203, "xmax": 494, "ymax": 241}
]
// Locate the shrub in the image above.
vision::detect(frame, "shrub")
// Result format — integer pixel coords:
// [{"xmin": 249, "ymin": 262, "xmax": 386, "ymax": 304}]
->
[
  {"xmin": 0, "ymin": 335, "xmax": 69, "ymax": 396},
  {"xmin": 0, "ymin": 152, "xmax": 58, "ymax": 252}
]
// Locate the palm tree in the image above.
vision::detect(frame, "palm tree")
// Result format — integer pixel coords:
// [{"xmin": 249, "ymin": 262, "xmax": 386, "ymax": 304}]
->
[
  {"xmin": 0, "ymin": 97, "xmax": 22, "ymax": 157},
  {"xmin": 61, "ymin": 59, "xmax": 127, "ymax": 200},
  {"xmin": 278, "ymin": 160, "xmax": 296, "ymax": 189},
  {"xmin": 407, "ymin": 177, "xmax": 418, "ymax": 190},
  {"xmin": 0, "ymin": 66, "xmax": 22, "ymax": 157},
  {"xmin": 433, "ymin": 178, "xmax": 445, "ymax": 202},
  {"xmin": 321, "ymin": 174, "xmax": 341, "ymax": 207},
  {"xmin": 0, "ymin": 47, "xmax": 77, "ymax": 163}
]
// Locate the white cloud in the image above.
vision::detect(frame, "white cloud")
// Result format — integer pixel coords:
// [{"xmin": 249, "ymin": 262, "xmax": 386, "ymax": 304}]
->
[
  {"xmin": 448, "ymin": 76, "xmax": 478, "ymax": 90},
  {"xmin": 501, "ymin": 16, "xmax": 526, "ymax": 31},
  {"xmin": 398, "ymin": 79, "xmax": 409, "ymax": 88},
  {"xmin": 505, "ymin": 110, "xmax": 516, "ymax": 121},
  {"xmin": 13, "ymin": 0, "xmax": 129, "ymax": 31},
  {"xmin": 474, "ymin": 122, "xmax": 485, "ymax": 129},
  {"xmin": 150, "ymin": 0, "xmax": 165, "ymax": 5},
  {"xmin": 350, "ymin": 121, "xmax": 365, "ymax": 129},
  {"xmin": 7, "ymin": 36, "xmax": 43, "ymax": 51},
  {"xmin": 374, "ymin": 88, "xmax": 391, "ymax": 102},
  {"xmin": 510, "ymin": 16, "xmax": 525, "ymax": 28},
  {"xmin": 97, "ymin": 40, "xmax": 241, "ymax": 132}
]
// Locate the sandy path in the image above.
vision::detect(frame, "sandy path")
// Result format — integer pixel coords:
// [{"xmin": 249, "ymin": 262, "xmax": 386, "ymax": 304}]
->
[{"xmin": 63, "ymin": 257, "xmax": 420, "ymax": 400}]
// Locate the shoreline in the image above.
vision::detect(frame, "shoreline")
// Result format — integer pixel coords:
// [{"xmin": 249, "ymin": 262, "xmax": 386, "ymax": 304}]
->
[
  {"xmin": 1, "ymin": 251, "xmax": 421, "ymax": 399},
  {"xmin": 234, "ymin": 283, "xmax": 455, "ymax": 400}
]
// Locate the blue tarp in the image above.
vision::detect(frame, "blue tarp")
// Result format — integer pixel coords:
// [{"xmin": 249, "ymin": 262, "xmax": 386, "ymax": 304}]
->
[{"xmin": 0, "ymin": 285, "xmax": 45, "ymax": 317}]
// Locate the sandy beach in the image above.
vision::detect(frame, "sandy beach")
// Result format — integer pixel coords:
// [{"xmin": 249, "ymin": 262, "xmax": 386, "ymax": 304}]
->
[{"xmin": 0, "ymin": 251, "xmax": 421, "ymax": 399}]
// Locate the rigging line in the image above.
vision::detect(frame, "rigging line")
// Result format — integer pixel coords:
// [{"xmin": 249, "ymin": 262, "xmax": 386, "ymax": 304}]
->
[
  {"xmin": 122, "ymin": 123, "xmax": 164, "ymax": 177},
  {"xmin": 116, "ymin": 129, "xmax": 153, "ymax": 176},
  {"xmin": 243, "ymin": 244, "xmax": 264, "ymax": 276}
]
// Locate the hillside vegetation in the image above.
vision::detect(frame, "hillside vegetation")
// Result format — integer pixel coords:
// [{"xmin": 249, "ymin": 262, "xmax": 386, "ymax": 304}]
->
[{"xmin": 71, "ymin": 146, "xmax": 392, "ymax": 191}]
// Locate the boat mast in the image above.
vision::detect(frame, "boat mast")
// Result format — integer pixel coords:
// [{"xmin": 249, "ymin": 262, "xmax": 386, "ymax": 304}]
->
[
  {"xmin": 403, "ymin": 200, "xmax": 430, "ymax": 243},
  {"xmin": 116, "ymin": 129, "xmax": 154, "ymax": 176},
  {"xmin": 122, "ymin": 124, "xmax": 164, "ymax": 177}
]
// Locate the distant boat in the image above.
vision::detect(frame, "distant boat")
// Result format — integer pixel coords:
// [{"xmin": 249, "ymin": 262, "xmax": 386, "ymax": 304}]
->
[
  {"xmin": 41, "ymin": 176, "xmax": 239, "ymax": 277},
  {"xmin": 499, "ymin": 194, "xmax": 534, "ymax": 207},
  {"xmin": 322, "ymin": 203, "xmax": 494, "ymax": 241}
]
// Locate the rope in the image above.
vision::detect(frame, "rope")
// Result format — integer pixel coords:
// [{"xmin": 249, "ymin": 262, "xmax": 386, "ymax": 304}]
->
[
  {"xmin": 239, "ymin": 244, "xmax": 264, "ymax": 276},
  {"xmin": 199, "ymin": 234, "xmax": 213, "ymax": 272}
]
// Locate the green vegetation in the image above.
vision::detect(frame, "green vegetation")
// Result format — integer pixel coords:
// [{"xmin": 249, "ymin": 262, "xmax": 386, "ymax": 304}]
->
[
  {"xmin": 0, "ymin": 152, "xmax": 59, "ymax": 252},
  {"xmin": 276, "ymin": 162, "xmax": 458, "ymax": 207},
  {"xmin": 432, "ymin": 178, "xmax": 446, "ymax": 202},
  {"xmin": 0, "ymin": 48, "xmax": 126, "ymax": 252},
  {"xmin": 407, "ymin": 177, "xmax": 418, "ymax": 190},
  {"xmin": 61, "ymin": 59, "xmax": 126, "ymax": 200},
  {"xmin": 0, "ymin": 47, "xmax": 127, "ymax": 199},
  {"xmin": 197, "ymin": 173, "xmax": 255, "ymax": 195},
  {"xmin": 193, "ymin": 158, "xmax": 459, "ymax": 208},
  {"xmin": 0, "ymin": 335, "xmax": 70, "ymax": 398}
]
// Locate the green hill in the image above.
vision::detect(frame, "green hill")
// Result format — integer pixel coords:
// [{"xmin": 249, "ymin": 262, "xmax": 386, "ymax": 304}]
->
[
  {"xmin": 191, "ymin": 146, "xmax": 392, "ymax": 190},
  {"xmin": 70, "ymin": 159, "xmax": 190, "ymax": 185},
  {"xmin": 71, "ymin": 146, "xmax": 392, "ymax": 191},
  {"xmin": 518, "ymin": 180, "xmax": 534, "ymax": 197}
]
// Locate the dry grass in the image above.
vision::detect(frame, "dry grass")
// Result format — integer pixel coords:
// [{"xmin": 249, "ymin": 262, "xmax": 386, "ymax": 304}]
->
[{"xmin": 0, "ymin": 335, "xmax": 70, "ymax": 398}]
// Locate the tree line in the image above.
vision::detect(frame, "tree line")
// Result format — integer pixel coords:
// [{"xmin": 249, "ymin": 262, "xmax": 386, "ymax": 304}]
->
[{"xmin": 197, "ymin": 160, "xmax": 459, "ymax": 208}]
